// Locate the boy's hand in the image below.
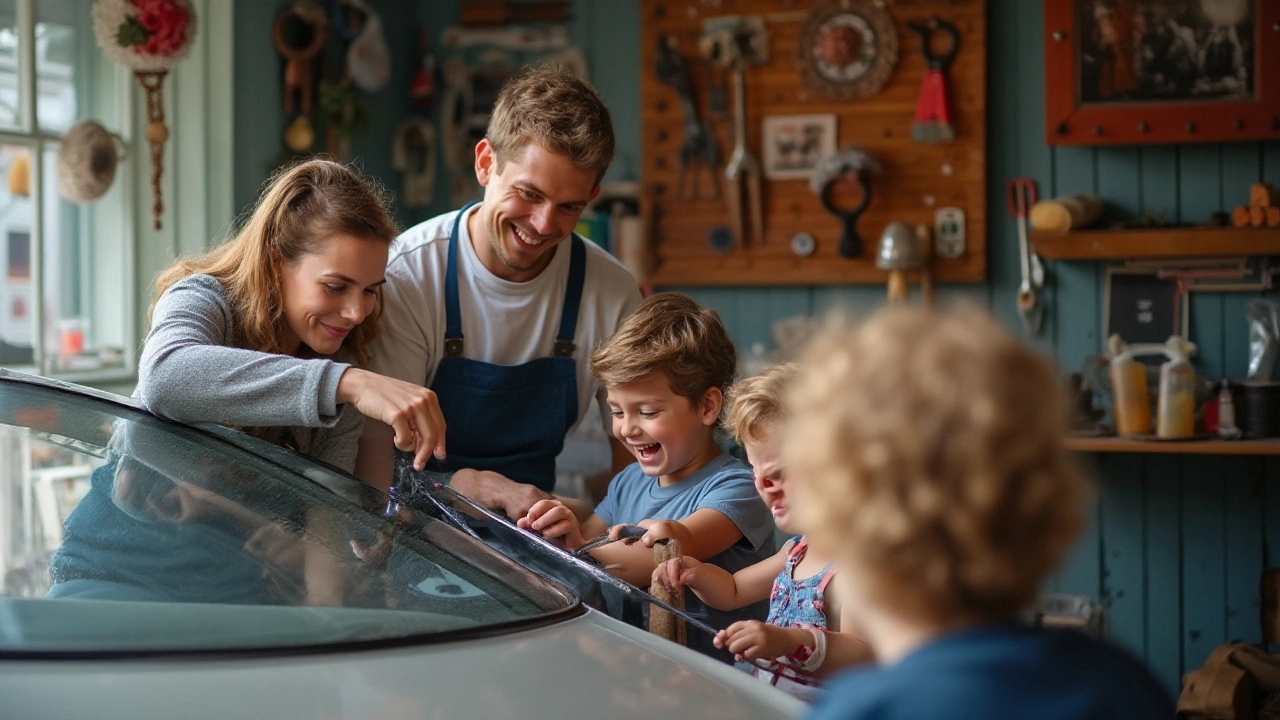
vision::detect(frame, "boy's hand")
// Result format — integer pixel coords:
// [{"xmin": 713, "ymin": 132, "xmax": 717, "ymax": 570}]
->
[
  {"xmin": 635, "ymin": 519, "xmax": 691, "ymax": 547},
  {"xmin": 651, "ymin": 556, "xmax": 702, "ymax": 591},
  {"xmin": 518, "ymin": 499, "xmax": 584, "ymax": 549},
  {"xmin": 714, "ymin": 620, "xmax": 803, "ymax": 662}
]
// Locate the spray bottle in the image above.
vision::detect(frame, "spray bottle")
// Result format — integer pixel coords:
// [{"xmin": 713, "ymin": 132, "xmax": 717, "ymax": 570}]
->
[{"xmin": 1107, "ymin": 334, "xmax": 1198, "ymax": 438}]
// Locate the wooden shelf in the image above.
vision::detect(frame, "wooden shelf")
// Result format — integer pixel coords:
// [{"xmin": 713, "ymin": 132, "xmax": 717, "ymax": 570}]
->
[
  {"xmin": 1065, "ymin": 436, "xmax": 1280, "ymax": 455},
  {"xmin": 1032, "ymin": 226, "xmax": 1280, "ymax": 260}
]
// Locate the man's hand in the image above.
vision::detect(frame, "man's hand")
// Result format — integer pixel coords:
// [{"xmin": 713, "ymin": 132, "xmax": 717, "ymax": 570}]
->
[
  {"xmin": 518, "ymin": 499, "xmax": 585, "ymax": 549},
  {"xmin": 450, "ymin": 468, "xmax": 552, "ymax": 520}
]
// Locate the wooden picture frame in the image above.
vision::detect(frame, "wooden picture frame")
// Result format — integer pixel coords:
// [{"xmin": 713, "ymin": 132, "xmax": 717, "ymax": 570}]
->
[
  {"xmin": 1045, "ymin": 0, "xmax": 1280, "ymax": 146},
  {"xmin": 761, "ymin": 114, "xmax": 838, "ymax": 181}
]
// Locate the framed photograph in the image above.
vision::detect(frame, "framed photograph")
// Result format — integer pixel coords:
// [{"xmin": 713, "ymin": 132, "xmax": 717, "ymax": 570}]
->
[
  {"xmin": 1045, "ymin": 0, "xmax": 1280, "ymax": 146},
  {"xmin": 761, "ymin": 114, "xmax": 837, "ymax": 180}
]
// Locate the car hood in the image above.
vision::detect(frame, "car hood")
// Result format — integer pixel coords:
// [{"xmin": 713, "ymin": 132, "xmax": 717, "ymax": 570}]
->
[{"xmin": 1, "ymin": 607, "xmax": 805, "ymax": 720}]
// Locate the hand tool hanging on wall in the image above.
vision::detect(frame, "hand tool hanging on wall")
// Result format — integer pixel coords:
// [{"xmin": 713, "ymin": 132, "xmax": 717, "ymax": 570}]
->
[
  {"xmin": 1007, "ymin": 176, "xmax": 1045, "ymax": 336},
  {"xmin": 810, "ymin": 146, "xmax": 881, "ymax": 258},
  {"xmin": 654, "ymin": 36, "xmax": 720, "ymax": 202},
  {"xmin": 908, "ymin": 16, "xmax": 958, "ymax": 144},
  {"xmin": 701, "ymin": 17, "xmax": 768, "ymax": 247}
]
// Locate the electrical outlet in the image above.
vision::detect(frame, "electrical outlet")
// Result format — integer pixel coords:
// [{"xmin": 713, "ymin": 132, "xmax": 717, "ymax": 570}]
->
[{"xmin": 934, "ymin": 207, "xmax": 965, "ymax": 259}]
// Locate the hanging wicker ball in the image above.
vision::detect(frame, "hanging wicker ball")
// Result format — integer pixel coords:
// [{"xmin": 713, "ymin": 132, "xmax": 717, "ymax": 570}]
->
[{"xmin": 56, "ymin": 120, "xmax": 124, "ymax": 203}]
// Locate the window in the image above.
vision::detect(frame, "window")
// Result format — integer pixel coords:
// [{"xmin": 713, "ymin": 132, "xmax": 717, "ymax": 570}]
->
[{"xmin": 0, "ymin": 0, "xmax": 133, "ymax": 379}]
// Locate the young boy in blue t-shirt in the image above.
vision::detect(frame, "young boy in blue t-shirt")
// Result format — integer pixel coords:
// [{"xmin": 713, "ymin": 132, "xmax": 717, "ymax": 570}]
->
[{"xmin": 521, "ymin": 292, "xmax": 774, "ymax": 660}]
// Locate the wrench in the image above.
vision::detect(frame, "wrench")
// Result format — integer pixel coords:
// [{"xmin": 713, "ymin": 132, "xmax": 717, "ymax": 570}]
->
[{"xmin": 724, "ymin": 58, "xmax": 763, "ymax": 247}]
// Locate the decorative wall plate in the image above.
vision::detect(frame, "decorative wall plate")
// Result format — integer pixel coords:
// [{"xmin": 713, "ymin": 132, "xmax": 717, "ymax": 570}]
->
[{"xmin": 796, "ymin": 0, "xmax": 898, "ymax": 101}]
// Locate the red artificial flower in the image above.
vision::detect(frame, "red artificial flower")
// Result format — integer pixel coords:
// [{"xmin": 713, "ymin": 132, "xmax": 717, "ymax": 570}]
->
[{"xmin": 129, "ymin": 0, "xmax": 190, "ymax": 56}]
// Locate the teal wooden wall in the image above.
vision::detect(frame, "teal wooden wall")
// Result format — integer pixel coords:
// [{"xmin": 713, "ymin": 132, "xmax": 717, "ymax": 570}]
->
[{"xmin": 229, "ymin": 0, "xmax": 1280, "ymax": 696}]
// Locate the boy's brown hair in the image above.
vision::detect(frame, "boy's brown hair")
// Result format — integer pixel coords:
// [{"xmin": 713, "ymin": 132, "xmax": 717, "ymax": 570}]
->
[
  {"xmin": 590, "ymin": 292, "xmax": 737, "ymax": 406},
  {"xmin": 487, "ymin": 66, "xmax": 615, "ymax": 184},
  {"xmin": 724, "ymin": 363, "xmax": 798, "ymax": 445},
  {"xmin": 785, "ymin": 305, "xmax": 1090, "ymax": 625}
]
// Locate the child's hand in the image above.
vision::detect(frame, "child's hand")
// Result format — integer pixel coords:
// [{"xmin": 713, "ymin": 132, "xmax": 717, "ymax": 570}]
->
[
  {"xmin": 650, "ymin": 555, "xmax": 702, "ymax": 591},
  {"xmin": 635, "ymin": 519, "xmax": 691, "ymax": 547},
  {"xmin": 713, "ymin": 620, "xmax": 799, "ymax": 662},
  {"xmin": 518, "ymin": 499, "xmax": 584, "ymax": 549}
]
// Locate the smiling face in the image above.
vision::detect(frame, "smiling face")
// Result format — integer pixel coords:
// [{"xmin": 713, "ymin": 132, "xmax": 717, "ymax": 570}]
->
[
  {"xmin": 742, "ymin": 429, "xmax": 793, "ymax": 533},
  {"xmin": 278, "ymin": 233, "xmax": 388, "ymax": 356},
  {"xmin": 607, "ymin": 373, "xmax": 723, "ymax": 486},
  {"xmin": 469, "ymin": 139, "xmax": 600, "ymax": 282}
]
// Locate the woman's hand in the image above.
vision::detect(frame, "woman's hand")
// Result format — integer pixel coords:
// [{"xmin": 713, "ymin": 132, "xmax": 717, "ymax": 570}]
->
[
  {"xmin": 338, "ymin": 368, "xmax": 446, "ymax": 471},
  {"xmin": 651, "ymin": 555, "xmax": 702, "ymax": 592},
  {"xmin": 518, "ymin": 499, "xmax": 585, "ymax": 549}
]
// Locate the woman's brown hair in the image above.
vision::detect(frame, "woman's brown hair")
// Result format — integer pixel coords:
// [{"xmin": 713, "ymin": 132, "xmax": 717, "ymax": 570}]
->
[{"xmin": 149, "ymin": 159, "xmax": 399, "ymax": 366}]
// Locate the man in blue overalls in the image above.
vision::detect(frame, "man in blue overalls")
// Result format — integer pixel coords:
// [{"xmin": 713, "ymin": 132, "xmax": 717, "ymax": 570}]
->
[{"xmin": 356, "ymin": 68, "xmax": 641, "ymax": 521}]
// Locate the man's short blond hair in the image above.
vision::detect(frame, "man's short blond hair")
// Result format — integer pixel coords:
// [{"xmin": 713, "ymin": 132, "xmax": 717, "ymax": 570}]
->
[
  {"xmin": 785, "ymin": 305, "xmax": 1090, "ymax": 625},
  {"xmin": 590, "ymin": 292, "xmax": 736, "ymax": 406},
  {"xmin": 487, "ymin": 66, "xmax": 615, "ymax": 184},
  {"xmin": 724, "ymin": 363, "xmax": 798, "ymax": 446}
]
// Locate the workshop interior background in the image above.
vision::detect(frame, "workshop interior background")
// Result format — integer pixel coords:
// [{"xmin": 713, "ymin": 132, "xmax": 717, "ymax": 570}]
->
[{"xmin": 60, "ymin": 0, "xmax": 1280, "ymax": 697}]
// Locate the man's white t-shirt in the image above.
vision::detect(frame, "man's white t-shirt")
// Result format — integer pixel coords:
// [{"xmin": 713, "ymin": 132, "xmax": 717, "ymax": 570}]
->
[{"xmin": 370, "ymin": 204, "xmax": 643, "ymax": 436}]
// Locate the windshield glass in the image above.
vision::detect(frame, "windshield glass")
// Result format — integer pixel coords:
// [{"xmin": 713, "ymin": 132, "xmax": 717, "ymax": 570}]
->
[{"xmin": 0, "ymin": 376, "xmax": 576, "ymax": 656}]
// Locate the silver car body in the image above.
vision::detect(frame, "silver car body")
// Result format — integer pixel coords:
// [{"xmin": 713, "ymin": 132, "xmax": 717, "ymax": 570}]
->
[{"xmin": 0, "ymin": 370, "xmax": 803, "ymax": 719}]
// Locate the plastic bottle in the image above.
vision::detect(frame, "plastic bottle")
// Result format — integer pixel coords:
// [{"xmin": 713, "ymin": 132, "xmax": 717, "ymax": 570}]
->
[
  {"xmin": 1156, "ymin": 352, "xmax": 1196, "ymax": 439},
  {"xmin": 1107, "ymin": 335, "xmax": 1198, "ymax": 437},
  {"xmin": 1217, "ymin": 381, "xmax": 1241, "ymax": 439},
  {"xmin": 1110, "ymin": 349, "xmax": 1152, "ymax": 436}
]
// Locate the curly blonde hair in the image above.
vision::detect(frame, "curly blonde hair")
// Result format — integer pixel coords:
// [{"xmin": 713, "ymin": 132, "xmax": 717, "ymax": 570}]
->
[
  {"xmin": 487, "ymin": 66, "xmax": 615, "ymax": 184},
  {"xmin": 149, "ymin": 158, "xmax": 399, "ymax": 367},
  {"xmin": 590, "ymin": 292, "xmax": 736, "ymax": 406},
  {"xmin": 724, "ymin": 363, "xmax": 798, "ymax": 446},
  {"xmin": 784, "ymin": 305, "xmax": 1090, "ymax": 625}
]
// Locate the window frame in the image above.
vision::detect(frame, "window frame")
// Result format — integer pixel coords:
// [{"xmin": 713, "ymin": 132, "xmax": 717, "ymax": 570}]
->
[{"xmin": 0, "ymin": 0, "xmax": 137, "ymax": 384}]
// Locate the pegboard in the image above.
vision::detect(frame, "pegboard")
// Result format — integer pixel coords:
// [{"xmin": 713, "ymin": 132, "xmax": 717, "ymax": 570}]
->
[{"xmin": 640, "ymin": 0, "xmax": 987, "ymax": 286}]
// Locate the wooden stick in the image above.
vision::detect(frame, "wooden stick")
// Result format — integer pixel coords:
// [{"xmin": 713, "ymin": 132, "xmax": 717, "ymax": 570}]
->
[{"xmin": 648, "ymin": 539, "xmax": 686, "ymax": 646}]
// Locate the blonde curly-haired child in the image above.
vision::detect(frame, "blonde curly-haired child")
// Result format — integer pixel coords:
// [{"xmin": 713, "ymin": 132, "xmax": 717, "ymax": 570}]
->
[{"xmin": 784, "ymin": 305, "xmax": 1173, "ymax": 720}]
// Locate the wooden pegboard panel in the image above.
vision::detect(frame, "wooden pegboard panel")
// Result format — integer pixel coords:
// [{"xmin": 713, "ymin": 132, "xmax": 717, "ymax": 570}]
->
[{"xmin": 640, "ymin": 0, "xmax": 987, "ymax": 286}]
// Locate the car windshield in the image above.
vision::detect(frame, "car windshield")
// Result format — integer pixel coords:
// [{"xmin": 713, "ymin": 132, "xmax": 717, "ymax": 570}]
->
[{"xmin": 0, "ymin": 373, "xmax": 578, "ymax": 657}]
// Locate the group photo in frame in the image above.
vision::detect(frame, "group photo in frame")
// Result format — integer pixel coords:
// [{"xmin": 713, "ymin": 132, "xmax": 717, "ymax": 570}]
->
[{"xmin": 1045, "ymin": 0, "xmax": 1280, "ymax": 145}]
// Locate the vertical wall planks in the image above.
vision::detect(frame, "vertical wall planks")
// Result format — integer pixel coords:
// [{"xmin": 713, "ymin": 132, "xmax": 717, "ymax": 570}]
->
[
  {"xmin": 1223, "ymin": 457, "xmax": 1263, "ymax": 644},
  {"xmin": 1049, "ymin": 146, "xmax": 1100, "ymax": 372},
  {"xmin": 1144, "ymin": 455, "xmax": 1183, "ymax": 697},
  {"xmin": 1180, "ymin": 457, "xmax": 1228, "ymax": 674},
  {"xmin": 1098, "ymin": 454, "xmax": 1147, "ymax": 660}
]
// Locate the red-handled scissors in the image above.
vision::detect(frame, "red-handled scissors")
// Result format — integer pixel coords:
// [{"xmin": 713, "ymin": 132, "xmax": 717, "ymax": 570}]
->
[{"xmin": 1006, "ymin": 176, "xmax": 1038, "ymax": 219}]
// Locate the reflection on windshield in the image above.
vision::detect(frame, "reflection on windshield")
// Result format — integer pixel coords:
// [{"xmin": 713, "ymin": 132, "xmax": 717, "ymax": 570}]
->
[{"xmin": 0, "ymin": 380, "xmax": 576, "ymax": 655}]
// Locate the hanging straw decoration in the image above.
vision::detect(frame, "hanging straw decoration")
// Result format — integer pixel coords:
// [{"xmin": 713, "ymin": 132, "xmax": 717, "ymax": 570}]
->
[{"xmin": 92, "ymin": 0, "xmax": 197, "ymax": 230}]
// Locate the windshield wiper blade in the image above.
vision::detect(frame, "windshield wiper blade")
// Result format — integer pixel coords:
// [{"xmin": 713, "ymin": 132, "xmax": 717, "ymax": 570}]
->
[{"xmin": 428, "ymin": 483, "xmax": 820, "ymax": 686}]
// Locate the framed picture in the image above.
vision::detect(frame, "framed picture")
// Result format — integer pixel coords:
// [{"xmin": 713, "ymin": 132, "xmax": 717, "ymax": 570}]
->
[
  {"xmin": 1103, "ymin": 267, "xmax": 1188, "ymax": 348},
  {"xmin": 1045, "ymin": 0, "xmax": 1280, "ymax": 146},
  {"xmin": 761, "ymin": 114, "xmax": 837, "ymax": 180}
]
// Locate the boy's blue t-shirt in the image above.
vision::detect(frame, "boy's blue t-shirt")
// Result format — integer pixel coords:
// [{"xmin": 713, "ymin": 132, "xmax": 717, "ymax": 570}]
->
[
  {"xmin": 595, "ymin": 453, "xmax": 775, "ymax": 660},
  {"xmin": 808, "ymin": 624, "xmax": 1174, "ymax": 720}
]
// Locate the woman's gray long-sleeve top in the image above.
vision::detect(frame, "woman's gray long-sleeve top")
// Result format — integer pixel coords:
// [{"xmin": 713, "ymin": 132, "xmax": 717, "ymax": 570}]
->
[{"xmin": 137, "ymin": 274, "xmax": 364, "ymax": 472}]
